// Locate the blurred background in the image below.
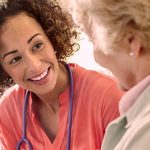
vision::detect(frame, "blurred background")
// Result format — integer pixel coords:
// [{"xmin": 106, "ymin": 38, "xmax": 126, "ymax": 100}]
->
[
  {"xmin": 60, "ymin": 0, "xmax": 112, "ymax": 75},
  {"xmin": 68, "ymin": 33, "xmax": 112, "ymax": 75}
]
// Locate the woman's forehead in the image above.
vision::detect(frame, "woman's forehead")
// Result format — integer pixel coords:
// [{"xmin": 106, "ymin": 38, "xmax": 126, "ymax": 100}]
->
[{"xmin": 0, "ymin": 13, "xmax": 46, "ymax": 54}]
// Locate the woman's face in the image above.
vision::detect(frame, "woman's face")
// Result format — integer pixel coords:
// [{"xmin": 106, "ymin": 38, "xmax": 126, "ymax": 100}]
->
[
  {"xmin": 0, "ymin": 12, "xmax": 59, "ymax": 95},
  {"xmin": 90, "ymin": 24, "xmax": 136, "ymax": 91}
]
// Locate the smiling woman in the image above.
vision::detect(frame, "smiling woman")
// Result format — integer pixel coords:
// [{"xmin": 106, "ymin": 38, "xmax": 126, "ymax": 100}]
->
[
  {"xmin": 0, "ymin": 13, "xmax": 61, "ymax": 94},
  {"xmin": 0, "ymin": 0, "xmax": 123, "ymax": 150}
]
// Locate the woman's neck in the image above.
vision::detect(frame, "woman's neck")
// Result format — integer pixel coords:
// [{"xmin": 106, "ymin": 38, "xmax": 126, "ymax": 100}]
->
[{"xmin": 32, "ymin": 63, "xmax": 69, "ymax": 111}]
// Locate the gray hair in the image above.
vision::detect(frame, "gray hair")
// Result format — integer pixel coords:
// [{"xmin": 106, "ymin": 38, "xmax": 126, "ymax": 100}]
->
[{"xmin": 70, "ymin": 0, "xmax": 150, "ymax": 53}]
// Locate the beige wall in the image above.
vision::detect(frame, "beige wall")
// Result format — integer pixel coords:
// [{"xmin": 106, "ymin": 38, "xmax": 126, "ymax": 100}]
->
[{"xmin": 60, "ymin": 0, "xmax": 70, "ymax": 8}]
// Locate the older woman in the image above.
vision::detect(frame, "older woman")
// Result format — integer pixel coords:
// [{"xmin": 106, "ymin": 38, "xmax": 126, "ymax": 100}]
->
[{"xmin": 70, "ymin": 0, "xmax": 150, "ymax": 149}]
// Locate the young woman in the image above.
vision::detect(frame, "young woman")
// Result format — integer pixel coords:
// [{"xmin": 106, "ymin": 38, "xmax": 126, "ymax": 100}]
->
[
  {"xmin": 70, "ymin": 0, "xmax": 150, "ymax": 149},
  {"xmin": 0, "ymin": 0, "xmax": 123, "ymax": 149}
]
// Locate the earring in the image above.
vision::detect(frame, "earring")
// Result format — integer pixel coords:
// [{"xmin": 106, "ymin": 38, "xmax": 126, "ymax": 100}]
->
[
  {"xmin": 58, "ymin": 59, "xmax": 63, "ymax": 62},
  {"xmin": 54, "ymin": 51, "xmax": 57, "ymax": 54},
  {"xmin": 129, "ymin": 52, "xmax": 134, "ymax": 56}
]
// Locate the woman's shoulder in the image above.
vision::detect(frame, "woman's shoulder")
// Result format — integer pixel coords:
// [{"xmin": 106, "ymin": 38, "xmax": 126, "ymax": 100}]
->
[
  {"xmin": 71, "ymin": 63, "xmax": 117, "ymax": 88},
  {"xmin": 0, "ymin": 85, "xmax": 25, "ymax": 135},
  {"xmin": 0, "ymin": 84, "xmax": 25, "ymax": 108}
]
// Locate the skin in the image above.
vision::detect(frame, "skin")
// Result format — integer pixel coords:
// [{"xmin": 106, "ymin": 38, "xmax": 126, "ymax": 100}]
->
[
  {"xmin": 89, "ymin": 23, "xmax": 150, "ymax": 91},
  {"xmin": 0, "ymin": 12, "xmax": 69, "ymax": 142}
]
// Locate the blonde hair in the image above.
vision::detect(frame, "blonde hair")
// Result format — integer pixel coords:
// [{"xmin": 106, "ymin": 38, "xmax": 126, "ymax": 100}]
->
[{"xmin": 70, "ymin": 0, "xmax": 150, "ymax": 53}]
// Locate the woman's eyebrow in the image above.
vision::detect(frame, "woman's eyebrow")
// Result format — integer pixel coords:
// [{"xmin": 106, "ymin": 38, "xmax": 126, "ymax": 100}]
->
[
  {"xmin": 27, "ymin": 33, "xmax": 42, "ymax": 44},
  {"xmin": 2, "ymin": 33, "xmax": 42, "ymax": 60},
  {"xmin": 2, "ymin": 50, "xmax": 18, "ymax": 60}
]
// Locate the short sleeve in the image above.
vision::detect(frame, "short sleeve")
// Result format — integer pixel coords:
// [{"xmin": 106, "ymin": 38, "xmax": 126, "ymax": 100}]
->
[{"xmin": 99, "ymin": 82, "xmax": 123, "ymax": 130}]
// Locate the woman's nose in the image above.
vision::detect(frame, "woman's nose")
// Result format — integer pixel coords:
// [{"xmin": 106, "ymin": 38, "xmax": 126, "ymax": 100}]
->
[{"xmin": 25, "ymin": 54, "xmax": 42, "ymax": 71}]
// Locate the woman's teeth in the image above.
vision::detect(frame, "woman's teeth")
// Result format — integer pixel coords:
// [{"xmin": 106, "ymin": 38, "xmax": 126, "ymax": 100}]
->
[{"xmin": 31, "ymin": 69, "xmax": 48, "ymax": 81}]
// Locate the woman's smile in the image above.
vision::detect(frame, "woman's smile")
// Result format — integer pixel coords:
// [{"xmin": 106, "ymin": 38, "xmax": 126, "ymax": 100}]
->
[
  {"xmin": 28, "ymin": 67, "xmax": 50, "ymax": 85},
  {"xmin": 0, "ymin": 12, "xmax": 59, "ymax": 94}
]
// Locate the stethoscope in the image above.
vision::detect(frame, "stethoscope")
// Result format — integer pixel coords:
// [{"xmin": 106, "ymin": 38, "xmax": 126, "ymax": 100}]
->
[{"xmin": 16, "ymin": 64, "xmax": 74, "ymax": 150}]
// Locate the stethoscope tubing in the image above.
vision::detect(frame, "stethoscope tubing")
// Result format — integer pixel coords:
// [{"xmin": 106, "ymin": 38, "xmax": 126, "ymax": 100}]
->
[
  {"xmin": 16, "ymin": 138, "xmax": 32, "ymax": 150},
  {"xmin": 16, "ymin": 64, "xmax": 73, "ymax": 150},
  {"xmin": 16, "ymin": 90, "xmax": 33, "ymax": 150},
  {"xmin": 65, "ymin": 64, "xmax": 74, "ymax": 150}
]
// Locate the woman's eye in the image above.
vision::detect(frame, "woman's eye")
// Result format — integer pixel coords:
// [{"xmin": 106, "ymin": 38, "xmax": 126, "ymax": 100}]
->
[
  {"xmin": 9, "ymin": 56, "xmax": 22, "ymax": 64},
  {"xmin": 33, "ymin": 42, "xmax": 43, "ymax": 51}
]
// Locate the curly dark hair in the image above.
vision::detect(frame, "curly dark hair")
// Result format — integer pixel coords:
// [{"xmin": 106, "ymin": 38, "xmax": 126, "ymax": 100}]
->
[{"xmin": 0, "ymin": 0, "xmax": 79, "ymax": 90}]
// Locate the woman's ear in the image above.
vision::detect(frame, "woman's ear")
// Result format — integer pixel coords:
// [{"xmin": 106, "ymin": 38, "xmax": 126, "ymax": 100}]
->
[{"xmin": 128, "ymin": 35, "xmax": 142, "ymax": 57}]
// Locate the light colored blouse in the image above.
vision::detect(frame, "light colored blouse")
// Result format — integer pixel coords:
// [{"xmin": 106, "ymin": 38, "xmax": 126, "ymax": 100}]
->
[{"xmin": 102, "ymin": 75, "xmax": 150, "ymax": 150}]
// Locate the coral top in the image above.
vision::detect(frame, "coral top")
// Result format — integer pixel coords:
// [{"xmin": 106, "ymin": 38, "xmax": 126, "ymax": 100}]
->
[{"xmin": 0, "ymin": 64, "xmax": 123, "ymax": 150}]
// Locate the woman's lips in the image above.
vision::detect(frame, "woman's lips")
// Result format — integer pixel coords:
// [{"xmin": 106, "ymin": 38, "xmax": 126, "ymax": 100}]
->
[
  {"xmin": 28, "ymin": 67, "xmax": 50, "ymax": 85},
  {"xmin": 30, "ymin": 69, "xmax": 49, "ymax": 81}
]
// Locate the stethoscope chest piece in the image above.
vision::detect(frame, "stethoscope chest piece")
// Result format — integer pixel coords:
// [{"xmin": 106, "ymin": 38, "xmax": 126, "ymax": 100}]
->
[{"xmin": 16, "ymin": 138, "xmax": 32, "ymax": 150}]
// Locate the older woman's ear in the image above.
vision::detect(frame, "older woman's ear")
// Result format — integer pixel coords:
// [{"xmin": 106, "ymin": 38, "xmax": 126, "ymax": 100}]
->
[{"xmin": 128, "ymin": 35, "xmax": 143, "ymax": 58}]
